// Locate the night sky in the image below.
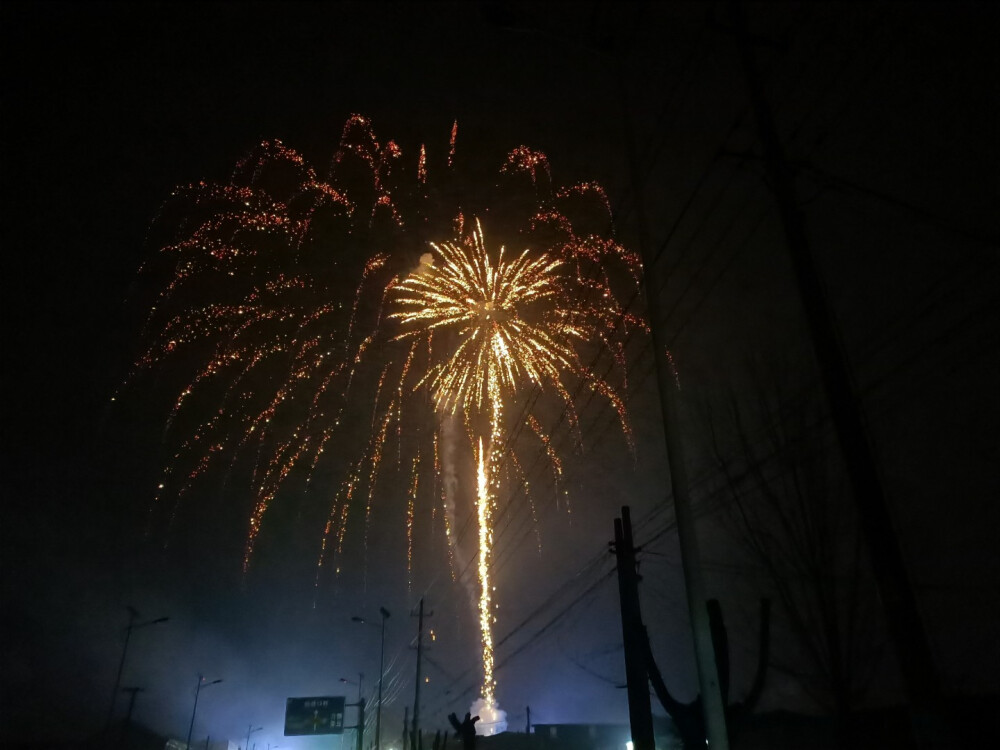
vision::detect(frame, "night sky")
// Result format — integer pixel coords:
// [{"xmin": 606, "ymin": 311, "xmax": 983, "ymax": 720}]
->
[{"xmin": 3, "ymin": 2, "xmax": 998, "ymax": 748}]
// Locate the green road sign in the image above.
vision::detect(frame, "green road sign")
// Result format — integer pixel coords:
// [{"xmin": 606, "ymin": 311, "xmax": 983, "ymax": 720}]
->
[{"xmin": 284, "ymin": 696, "xmax": 346, "ymax": 736}]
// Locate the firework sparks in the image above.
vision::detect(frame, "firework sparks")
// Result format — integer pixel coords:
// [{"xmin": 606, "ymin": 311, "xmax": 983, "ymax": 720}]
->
[
  {"xmin": 388, "ymin": 219, "xmax": 640, "ymax": 715},
  {"xmin": 390, "ymin": 222, "xmax": 588, "ymax": 415},
  {"xmin": 126, "ymin": 116, "xmax": 645, "ymax": 716}
]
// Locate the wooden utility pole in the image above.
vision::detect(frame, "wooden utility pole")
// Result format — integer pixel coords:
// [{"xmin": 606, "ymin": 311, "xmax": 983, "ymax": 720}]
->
[
  {"xmin": 727, "ymin": 0, "xmax": 940, "ymax": 714},
  {"xmin": 613, "ymin": 507, "xmax": 655, "ymax": 750}
]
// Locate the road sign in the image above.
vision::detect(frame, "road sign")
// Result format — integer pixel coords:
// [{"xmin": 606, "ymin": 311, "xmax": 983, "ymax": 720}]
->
[{"xmin": 284, "ymin": 696, "xmax": 346, "ymax": 736}]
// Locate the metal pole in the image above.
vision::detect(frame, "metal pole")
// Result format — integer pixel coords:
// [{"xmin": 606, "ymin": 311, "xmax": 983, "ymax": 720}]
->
[
  {"xmin": 376, "ymin": 607, "xmax": 390, "ymax": 750},
  {"xmin": 186, "ymin": 676, "xmax": 222, "ymax": 750},
  {"xmin": 122, "ymin": 687, "xmax": 143, "ymax": 723},
  {"xmin": 186, "ymin": 676, "xmax": 204, "ymax": 750},
  {"xmin": 410, "ymin": 599, "xmax": 424, "ymax": 746},
  {"xmin": 106, "ymin": 606, "xmax": 138, "ymax": 731},
  {"xmin": 245, "ymin": 725, "xmax": 262, "ymax": 750},
  {"xmin": 106, "ymin": 607, "xmax": 169, "ymax": 734},
  {"xmin": 412, "ymin": 597, "xmax": 424, "ymax": 750},
  {"xmin": 120, "ymin": 686, "xmax": 144, "ymax": 750}
]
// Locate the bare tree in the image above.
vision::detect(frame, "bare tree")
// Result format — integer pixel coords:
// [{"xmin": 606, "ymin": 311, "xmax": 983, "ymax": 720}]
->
[
  {"xmin": 644, "ymin": 598, "xmax": 770, "ymax": 749},
  {"xmin": 707, "ymin": 370, "xmax": 887, "ymax": 737}
]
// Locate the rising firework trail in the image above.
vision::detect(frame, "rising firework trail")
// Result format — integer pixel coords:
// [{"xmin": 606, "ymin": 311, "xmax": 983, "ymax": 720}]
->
[
  {"xmin": 388, "ymin": 220, "xmax": 640, "ymax": 724},
  {"xmin": 123, "ymin": 116, "xmax": 646, "ymax": 727}
]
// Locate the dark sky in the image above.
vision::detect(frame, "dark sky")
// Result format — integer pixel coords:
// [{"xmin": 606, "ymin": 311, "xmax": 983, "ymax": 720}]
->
[{"xmin": 3, "ymin": 2, "xmax": 999, "ymax": 747}]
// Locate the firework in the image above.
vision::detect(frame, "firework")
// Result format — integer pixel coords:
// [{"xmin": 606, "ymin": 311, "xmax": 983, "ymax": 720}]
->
[
  {"xmin": 126, "ymin": 115, "xmax": 645, "ymax": 721},
  {"xmin": 389, "ymin": 220, "xmax": 627, "ymax": 712}
]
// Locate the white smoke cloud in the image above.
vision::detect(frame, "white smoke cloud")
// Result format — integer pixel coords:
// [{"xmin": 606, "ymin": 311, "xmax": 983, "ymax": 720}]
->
[{"xmin": 469, "ymin": 696, "xmax": 507, "ymax": 736}]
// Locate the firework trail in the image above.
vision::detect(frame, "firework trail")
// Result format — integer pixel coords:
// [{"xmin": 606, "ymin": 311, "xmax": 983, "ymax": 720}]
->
[{"xmin": 125, "ymin": 115, "xmax": 645, "ymax": 724}]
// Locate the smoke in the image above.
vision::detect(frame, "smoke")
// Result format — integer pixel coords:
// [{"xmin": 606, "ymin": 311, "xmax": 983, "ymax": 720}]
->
[
  {"xmin": 439, "ymin": 411, "xmax": 479, "ymax": 612},
  {"xmin": 469, "ymin": 696, "xmax": 507, "ymax": 736}
]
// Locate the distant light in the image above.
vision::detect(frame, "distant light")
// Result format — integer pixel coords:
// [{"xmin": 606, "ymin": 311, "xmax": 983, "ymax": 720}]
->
[{"xmin": 626, "ymin": 743, "xmax": 634, "ymax": 750}]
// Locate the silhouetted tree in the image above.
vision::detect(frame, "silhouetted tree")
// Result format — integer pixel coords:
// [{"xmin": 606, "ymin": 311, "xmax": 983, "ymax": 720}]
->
[
  {"xmin": 645, "ymin": 598, "xmax": 770, "ymax": 748},
  {"xmin": 707, "ymin": 370, "xmax": 887, "ymax": 742}
]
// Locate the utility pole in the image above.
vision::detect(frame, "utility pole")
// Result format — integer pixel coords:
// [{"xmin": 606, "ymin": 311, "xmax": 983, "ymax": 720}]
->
[
  {"xmin": 402, "ymin": 707, "xmax": 409, "ymax": 750},
  {"xmin": 612, "ymin": 507, "xmax": 655, "ymax": 750},
  {"xmin": 107, "ymin": 606, "xmax": 138, "ymax": 733},
  {"xmin": 376, "ymin": 606, "xmax": 390, "ymax": 750},
  {"xmin": 105, "ymin": 607, "xmax": 169, "ymax": 733},
  {"xmin": 726, "ymin": 0, "xmax": 940, "ymax": 719},
  {"xmin": 618, "ymin": 64, "xmax": 731, "ymax": 750},
  {"xmin": 410, "ymin": 598, "xmax": 430, "ymax": 747},
  {"xmin": 356, "ymin": 697, "xmax": 366, "ymax": 750},
  {"xmin": 525, "ymin": 706, "xmax": 531, "ymax": 735}
]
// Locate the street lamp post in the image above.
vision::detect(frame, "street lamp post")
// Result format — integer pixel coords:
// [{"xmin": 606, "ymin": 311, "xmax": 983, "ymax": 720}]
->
[
  {"xmin": 106, "ymin": 606, "xmax": 169, "ymax": 732},
  {"xmin": 245, "ymin": 724, "xmax": 263, "ymax": 750},
  {"xmin": 119, "ymin": 686, "xmax": 145, "ymax": 750},
  {"xmin": 352, "ymin": 606, "xmax": 390, "ymax": 750},
  {"xmin": 186, "ymin": 675, "xmax": 223, "ymax": 750}
]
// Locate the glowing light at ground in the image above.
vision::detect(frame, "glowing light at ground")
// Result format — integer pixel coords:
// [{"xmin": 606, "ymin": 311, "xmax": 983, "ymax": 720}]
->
[{"xmin": 471, "ymin": 696, "xmax": 507, "ymax": 737}]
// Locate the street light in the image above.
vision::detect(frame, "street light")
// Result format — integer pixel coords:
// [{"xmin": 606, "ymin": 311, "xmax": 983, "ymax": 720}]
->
[
  {"xmin": 339, "ymin": 673, "xmax": 363, "ymax": 702},
  {"xmin": 352, "ymin": 606, "xmax": 390, "ymax": 750},
  {"xmin": 245, "ymin": 724, "xmax": 263, "ymax": 750},
  {"xmin": 106, "ymin": 605, "xmax": 169, "ymax": 731},
  {"xmin": 186, "ymin": 674, "xmax": 223, "ymax": 750}
]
